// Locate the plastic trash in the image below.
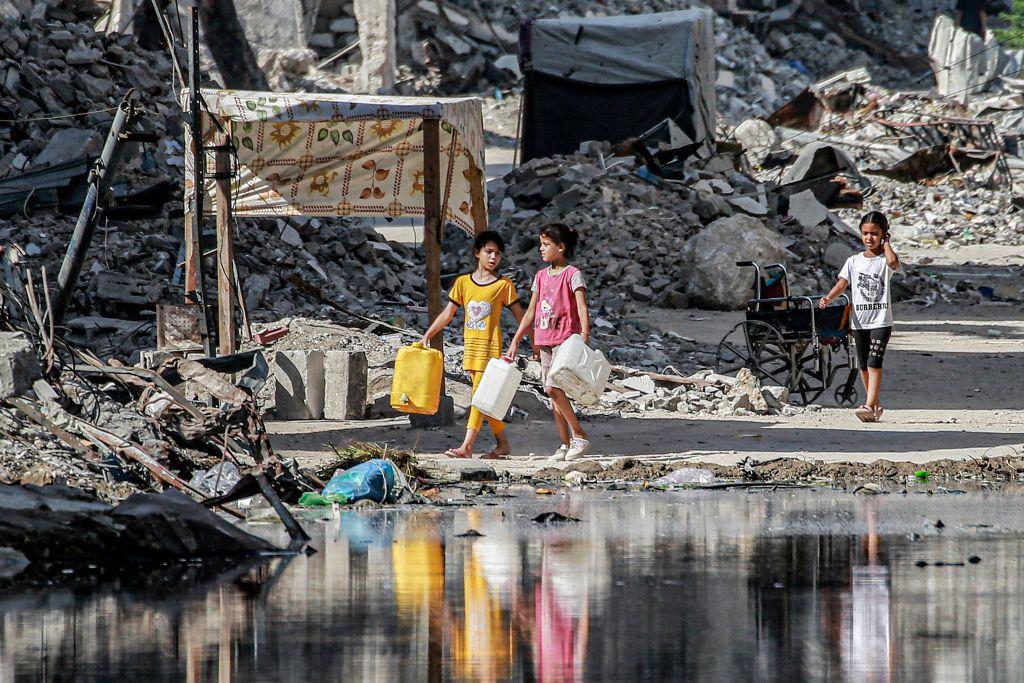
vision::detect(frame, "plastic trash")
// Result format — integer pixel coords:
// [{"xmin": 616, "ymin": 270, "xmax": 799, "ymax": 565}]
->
[
  {"xmin": 787, "ymin": 59, "xmax": 809, "ymax": 75},
  {"xmin": 189, "ymin": 462, "xmax": 242, "ymax": 496},
  {"xmin": 471, "ymin": 357, "xmax": 522, "ymax": 419},
  {"xmin": 391, "ymin": 342, "xmax": 443, "ymax": 415},
  {"xmin": 548, "ymin": 334, "xmax": 612, "ymax": 405},
  {"xmin": 298, "ymin": 458, "xmax": 407, "ymax": 507},
  {"xmin": 654, "ymin": 468, "xmax": 715, "ymax": 486}
]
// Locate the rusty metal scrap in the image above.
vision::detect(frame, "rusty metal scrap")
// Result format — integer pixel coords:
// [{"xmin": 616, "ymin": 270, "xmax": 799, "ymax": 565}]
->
[{"xmin": 872, "ymin": 115, "xmax": 1012, "ymax": 189}]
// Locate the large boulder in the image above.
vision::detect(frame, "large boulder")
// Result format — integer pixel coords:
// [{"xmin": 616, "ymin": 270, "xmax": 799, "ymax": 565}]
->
[{"xmin": 679, "ymin": 214, "xmax": 788, "ymax": 310}]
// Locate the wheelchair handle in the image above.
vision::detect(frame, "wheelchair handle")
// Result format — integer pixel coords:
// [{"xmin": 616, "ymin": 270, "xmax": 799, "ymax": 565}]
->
[{"xmin": 735, "ymin": 261, "xmax": 754, "ymax": 267}]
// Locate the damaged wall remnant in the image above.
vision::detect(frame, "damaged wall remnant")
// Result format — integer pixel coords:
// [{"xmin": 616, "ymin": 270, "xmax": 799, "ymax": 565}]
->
[{"xmin": 353, "ymin": 0, "xmax": 395, "ymax": 92}]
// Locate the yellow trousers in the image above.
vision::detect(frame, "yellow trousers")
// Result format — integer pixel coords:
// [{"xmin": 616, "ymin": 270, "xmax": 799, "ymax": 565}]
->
[{"xmin": 467, "ymin": 370, "xmax": 506, "ymax": 434}]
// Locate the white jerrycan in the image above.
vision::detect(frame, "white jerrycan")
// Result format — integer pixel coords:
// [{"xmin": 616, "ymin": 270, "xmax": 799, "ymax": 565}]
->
[
  {"xmin": 548, "ymin": 334, "xmax": 611, "ymax": 405},
  {"xmin": 471, "ymin": 357, "xmax": 523, "ymax": 419}
]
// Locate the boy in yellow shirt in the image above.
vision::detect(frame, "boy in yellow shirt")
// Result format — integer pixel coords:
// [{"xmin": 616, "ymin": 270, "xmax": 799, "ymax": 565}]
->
[{"xmin": 421, "ymin": 231, "xmax": 525, "ymax": 458}]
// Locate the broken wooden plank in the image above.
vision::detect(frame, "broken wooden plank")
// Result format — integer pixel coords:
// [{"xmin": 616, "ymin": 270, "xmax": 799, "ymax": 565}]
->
[{"xmin": 5, "ymin": 397, "xmax": 95, "ymax": 457}]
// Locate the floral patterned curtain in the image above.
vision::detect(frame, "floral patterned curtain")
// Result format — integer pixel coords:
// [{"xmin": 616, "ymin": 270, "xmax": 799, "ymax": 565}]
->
[{"xmin": 184, "ymin": 90, "xmax": 487, "ymax": 235}]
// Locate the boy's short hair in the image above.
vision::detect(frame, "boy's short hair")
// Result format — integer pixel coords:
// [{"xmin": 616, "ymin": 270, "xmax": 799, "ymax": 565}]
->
[
  {"xmin": 539, "ymin": 222, "xmax": 579, "ymax": 258},
  {"xmin": 473, "ymin": 230, "xmax": 505, "ymax": 253}
]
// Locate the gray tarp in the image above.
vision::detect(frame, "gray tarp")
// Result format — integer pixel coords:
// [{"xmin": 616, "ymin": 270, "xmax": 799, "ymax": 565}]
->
[{"xmin": 524, "ymin": 9, "xmax": 717, "ymax": 151}]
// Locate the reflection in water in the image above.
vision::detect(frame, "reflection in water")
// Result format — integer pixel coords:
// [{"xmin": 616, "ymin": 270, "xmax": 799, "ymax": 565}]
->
[
  {"xmin": 842, "ymin": 503, "xmax": 891, "ymax": 683},
  {"xmin": 1, "ymin": 491, "xmax": 1023, "ymax": 681}
]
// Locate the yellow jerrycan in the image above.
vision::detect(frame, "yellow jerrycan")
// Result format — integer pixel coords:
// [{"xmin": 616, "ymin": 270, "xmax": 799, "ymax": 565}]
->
[{"xmin": 390, "ymin": 342, "xmax": 443, "ymax": 415}]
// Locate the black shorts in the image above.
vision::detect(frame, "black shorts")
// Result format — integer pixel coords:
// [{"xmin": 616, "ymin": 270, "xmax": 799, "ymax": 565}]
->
[{"xmin": 851, "ymin": 327, "xmax": 892, "ymax": 369}]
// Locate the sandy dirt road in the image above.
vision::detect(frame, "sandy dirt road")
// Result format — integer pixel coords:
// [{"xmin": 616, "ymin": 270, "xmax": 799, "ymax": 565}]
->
[{"xmin": 269, "ymin": 297, "xmax": 1024, "ymax": 474}]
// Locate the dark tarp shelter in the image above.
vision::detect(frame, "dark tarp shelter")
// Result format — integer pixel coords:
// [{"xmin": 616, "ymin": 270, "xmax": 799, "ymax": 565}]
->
[{"xmin": 518, "ymin": 9, "xmax": 717, "ymax": 162}]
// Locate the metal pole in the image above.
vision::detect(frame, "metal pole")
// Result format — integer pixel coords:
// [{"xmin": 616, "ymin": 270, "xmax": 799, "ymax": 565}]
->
[
  {"xmin": 53, "ymin": 93, "xmax": 137, "ymax": 325},
  {"xmin": 188, "ymin": 5, "xmax": 216, "ymax": 358}
]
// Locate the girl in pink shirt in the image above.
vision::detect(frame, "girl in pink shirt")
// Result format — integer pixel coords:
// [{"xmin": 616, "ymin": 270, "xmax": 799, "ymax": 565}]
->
[{"xmin": 507, "ymin": 223, "xmax": 592, "ymax": 461}]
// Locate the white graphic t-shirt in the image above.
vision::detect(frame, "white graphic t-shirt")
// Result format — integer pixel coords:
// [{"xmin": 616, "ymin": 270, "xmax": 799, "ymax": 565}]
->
[{"xmin": 839, "ymin": 253, "xmax": 895, "ymax": 330}]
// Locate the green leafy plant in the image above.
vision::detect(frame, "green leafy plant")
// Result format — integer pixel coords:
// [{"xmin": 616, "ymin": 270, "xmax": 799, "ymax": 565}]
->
[{"xmin": 996, "ymin": 1, "xmax": 1024, "ymax": 48}]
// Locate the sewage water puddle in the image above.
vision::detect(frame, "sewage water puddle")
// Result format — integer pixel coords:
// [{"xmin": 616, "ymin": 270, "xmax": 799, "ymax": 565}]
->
[{"xmin": 2, "ymin": 488, "xmax": 1023, "ymax": 681}]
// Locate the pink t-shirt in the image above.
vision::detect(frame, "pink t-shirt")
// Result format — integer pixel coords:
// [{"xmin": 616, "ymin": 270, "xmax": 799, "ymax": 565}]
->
[{"xmin": 531, "ymin": 265, "xmax": 586, "ymax": 347}]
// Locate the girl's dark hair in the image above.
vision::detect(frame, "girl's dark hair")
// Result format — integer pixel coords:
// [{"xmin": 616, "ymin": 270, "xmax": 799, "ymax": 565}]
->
[
  {"xmin": 859, "ymin": 211, "xmax": 890, "ymax": 233},
  {"xmin": 539, "ymin": 222, "xmax": 579, "ymax": 258},
  {"xmin": 473, "ymin": 230, "xmax": 505, "ymax": 253}
]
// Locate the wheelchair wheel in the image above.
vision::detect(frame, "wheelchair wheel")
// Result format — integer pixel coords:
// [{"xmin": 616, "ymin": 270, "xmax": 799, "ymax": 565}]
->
[
  {"xmin": 833, "ymin": 369, "xmax": 859, "ymax": 408},
  {"xmin": 716, "ymin": 320, "xmax": 795, "ymax": 389}
]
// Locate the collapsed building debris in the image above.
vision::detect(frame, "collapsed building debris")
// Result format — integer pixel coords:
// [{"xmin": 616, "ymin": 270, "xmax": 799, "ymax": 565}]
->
[{"xmin": 0, "ymin": 247, "xmax": 323, "ymax": 560}]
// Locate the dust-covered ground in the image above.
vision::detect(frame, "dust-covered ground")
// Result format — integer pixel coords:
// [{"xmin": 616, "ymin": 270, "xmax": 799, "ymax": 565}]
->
[{"xmin": 269, "ymin": 245, "xmax": 1024, "ymax": 483}]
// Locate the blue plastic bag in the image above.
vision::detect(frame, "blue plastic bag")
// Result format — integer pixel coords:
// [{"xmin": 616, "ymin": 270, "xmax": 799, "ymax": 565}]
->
[{"xmin": 322, "ymin": 459, "xmax": 402, "ymax": 504}]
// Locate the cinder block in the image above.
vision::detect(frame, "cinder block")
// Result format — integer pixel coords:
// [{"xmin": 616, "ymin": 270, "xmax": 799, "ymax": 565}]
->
[
  {"xmin": 273, "ymin": 350, "xmax": 325, "ymax": 420},
  {"xmin": 0, "ymin": 332, "xmax": 41, "ymax": 400},
  {"xmin": 324, "ymin": 350, "xmax": 368, "ymax": 420},
  {"xmin": 409, "ymin": 393, "xmax": 455, "ymax": 429}
]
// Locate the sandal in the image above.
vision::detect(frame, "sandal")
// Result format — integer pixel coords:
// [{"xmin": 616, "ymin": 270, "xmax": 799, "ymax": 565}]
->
[
  {"xmin": 873, "ymin": 406, "xmax": 884, "ymax": 421},
  {"xmin": 444, "ymin": 447, "xmax": 471, "ymax": 458},
  {"xmin": 855, "ymin": 405, "xmax": 875, "ymax": 423}
]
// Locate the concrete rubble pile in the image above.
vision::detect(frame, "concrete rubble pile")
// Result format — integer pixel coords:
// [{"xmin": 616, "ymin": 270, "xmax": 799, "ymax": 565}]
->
[
  {"xmin": 406, "ymin": 2, "xmax": 812, "ymax": 121},
  {"xmin": 752, "ymin": 0, "xmax": 936, "ymax": 89},
  {"xmin": 600, "ymin": 367, "xmax": 803, "ymax": 418},
  {"xmin": 472, "ymin": 141, "xmax": 946, "ymax": 319},
  {"xmin": 0, "ymin": 13, "xmax": 178, "ymax": 181},
  {"xmin": 0, "ymin": 13, "xmax": 432, "ymax": 353},
  {"xmin": 712, "ymin": 14, "xmax": 811, "ymax": 122},
  {"xmin": 768, "ymin": 82, "xmax": 1024, "ymax": 253}
]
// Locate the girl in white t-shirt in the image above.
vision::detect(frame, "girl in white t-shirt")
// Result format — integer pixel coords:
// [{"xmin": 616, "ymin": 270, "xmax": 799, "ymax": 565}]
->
[{"xmin": 820, "ymin": 211, "xmax": 901, "ymax": 422}]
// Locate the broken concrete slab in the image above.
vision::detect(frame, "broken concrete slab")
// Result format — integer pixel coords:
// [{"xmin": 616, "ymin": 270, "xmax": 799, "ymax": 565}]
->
[
  {"xmin": 233, "ymin": 0, "xmax": 311, "ymax": 52},
  {"xmin": 33, "ymin": 128, "xmax": 101, "ymax": 168},
  {"xmin": 0, "ymin": 332, "xmax": 41, "ymax": 400},
  {"xmin": 825, "ymin": 242, "xmax": 851, "ymax": 270},
  {"xmin": 789, "ymin": 189, "xmax": 829, "ymax": 229},
  {"xmin": 732, "ymin": 118, "xmax": 777, "ymax": 167}
]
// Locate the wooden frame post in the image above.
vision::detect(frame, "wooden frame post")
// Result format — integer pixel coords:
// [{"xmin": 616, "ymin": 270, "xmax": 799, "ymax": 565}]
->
[
  {"xmin": 422, "ymin": 118, "xmax": 443, "ymax": 354},
  {"xmin": 214, "ymin": 133, "xmax": 236, "ymax": 356},
  {"xmin": 185, "ymin": 6, "xmax": 203, "ymax": 302},
  {"xmin": 466, "ymin": 158, "xmax": 487, "ymax": 235}
]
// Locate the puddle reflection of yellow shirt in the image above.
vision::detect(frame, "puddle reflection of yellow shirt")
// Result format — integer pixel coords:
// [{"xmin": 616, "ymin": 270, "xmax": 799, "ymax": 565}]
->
[
  {"xmin": 451, "ymin": 553, "xmax": 513, "ymax": 682},
  {"xmin": 448, "ymin": 274, "xmax": 518, "ymax": 372}
]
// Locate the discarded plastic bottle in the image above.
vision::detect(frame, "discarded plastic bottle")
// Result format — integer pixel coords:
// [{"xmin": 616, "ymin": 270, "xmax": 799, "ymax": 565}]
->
[{"xmin": 654, "ymin": 468, "xmax": 715, "ymax": 486}]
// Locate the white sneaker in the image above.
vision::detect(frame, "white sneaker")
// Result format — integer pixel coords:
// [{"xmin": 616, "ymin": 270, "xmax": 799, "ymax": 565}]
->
[
  {"xmin": 564, "ymin": 438, "xmax": 591, "ymax": 461},
  {"xmin": 549, "ymin": 444, "xmax": 569, "ymax": 461}
]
